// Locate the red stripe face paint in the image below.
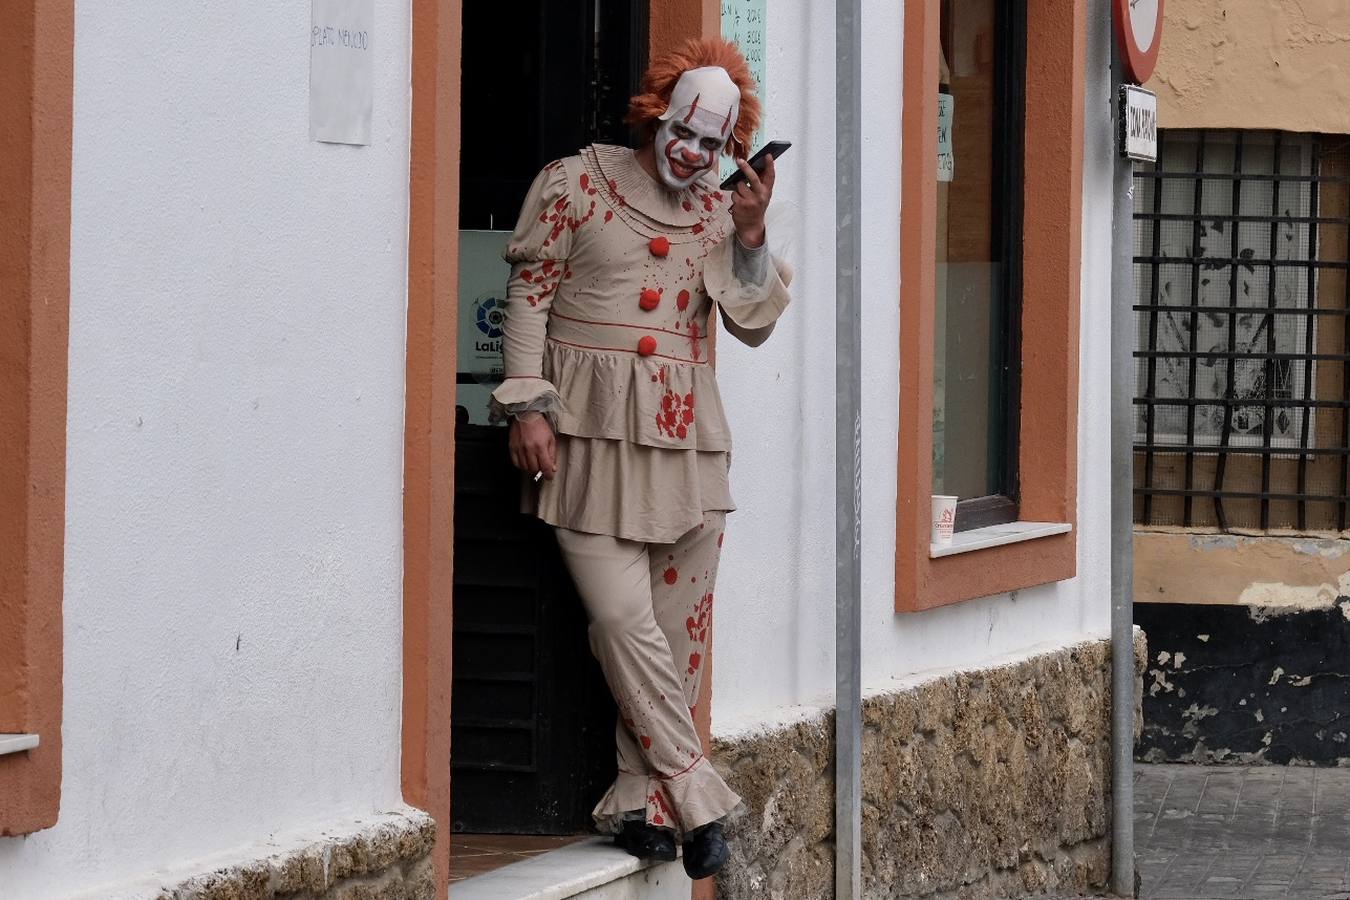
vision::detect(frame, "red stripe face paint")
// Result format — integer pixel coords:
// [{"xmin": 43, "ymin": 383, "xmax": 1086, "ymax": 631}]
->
[{"xmin": 653, "ymin": 67, "xmax": 742, "ymax": 190}]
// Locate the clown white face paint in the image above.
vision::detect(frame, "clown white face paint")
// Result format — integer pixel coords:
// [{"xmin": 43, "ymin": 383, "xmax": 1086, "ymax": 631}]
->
[{"xmin": 653, "ymin": 66, "xmax": 741, "ymax": 191}]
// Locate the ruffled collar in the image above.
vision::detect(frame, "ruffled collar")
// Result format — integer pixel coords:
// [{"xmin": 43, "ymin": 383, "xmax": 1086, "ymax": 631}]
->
[{"xmin": 582, "ymin": 144, "xmax": 729, "ymax": 240}]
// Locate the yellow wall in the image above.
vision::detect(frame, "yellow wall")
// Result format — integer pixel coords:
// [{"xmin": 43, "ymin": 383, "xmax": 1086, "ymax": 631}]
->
[{"xmin": 1147, "ymin": 0, "xmax": 1350, "ymax": 134}]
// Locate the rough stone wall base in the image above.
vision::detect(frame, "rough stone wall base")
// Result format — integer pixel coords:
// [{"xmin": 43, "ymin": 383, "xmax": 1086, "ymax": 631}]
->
[
  {"xmin": 84, "ymin": 807, "xmax": 437, "ymax": 900},
  {"xmin": 710, "ymin": 633, "xmax": 1147, "ymax": 900}
]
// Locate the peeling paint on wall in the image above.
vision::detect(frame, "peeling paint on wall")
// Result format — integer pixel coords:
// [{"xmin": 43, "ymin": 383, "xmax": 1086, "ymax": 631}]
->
[
  {"xmin": 1136, "ymin": 600, "xmax": 1350, "ymax": 765},
  {"xmin": 1136, "ymin": 532, "xmax": 1350, "ymax": 608},
  {"xmin": 1147, "ymin": 0, "xmax": 1350, "ymax": 134}
]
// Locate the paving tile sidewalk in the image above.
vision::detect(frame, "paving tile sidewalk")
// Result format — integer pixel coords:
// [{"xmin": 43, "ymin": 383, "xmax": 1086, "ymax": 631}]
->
[{"xmin": 1132, "ymin": 764, "xmax": 1350, "ymax": 900}]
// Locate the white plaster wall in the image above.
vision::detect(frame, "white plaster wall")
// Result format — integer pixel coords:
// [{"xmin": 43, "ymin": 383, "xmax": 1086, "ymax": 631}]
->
[
  {"xmin": 712, "ymin": 0, "xmax": 1116, "ymax": 728},
  {"xmin": 0, "ymin": 3, "xmax": 412, "ymax": 897}
]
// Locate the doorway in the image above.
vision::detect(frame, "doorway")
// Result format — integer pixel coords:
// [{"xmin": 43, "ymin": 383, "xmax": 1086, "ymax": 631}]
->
[{"xmin": 450, "ymin": 0, "xmax": 650, "ymax": 845}]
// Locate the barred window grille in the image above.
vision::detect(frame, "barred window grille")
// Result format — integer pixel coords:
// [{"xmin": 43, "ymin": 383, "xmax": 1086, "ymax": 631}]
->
[{"xmin": 1133, "ymin": 130, "xmax": 1350, "ymax": 532}]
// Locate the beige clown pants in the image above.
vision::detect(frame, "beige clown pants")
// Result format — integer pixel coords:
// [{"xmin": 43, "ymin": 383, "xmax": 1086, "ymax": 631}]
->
[{"xmin": 554, "ymin": 511, "xmax": 742, "ymax": 837}]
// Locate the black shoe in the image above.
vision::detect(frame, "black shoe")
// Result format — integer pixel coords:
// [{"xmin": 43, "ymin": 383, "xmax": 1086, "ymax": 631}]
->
[
  {"xmin": 681, "ymin": 820, "xmax": 729, "ymax": 880},
  {"xmin": 614, "ymin": 817, "xmax": 678, "ymax": 862}
]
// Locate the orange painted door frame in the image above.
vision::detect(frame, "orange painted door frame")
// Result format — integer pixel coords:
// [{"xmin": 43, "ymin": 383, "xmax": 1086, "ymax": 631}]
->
[
  {"xmin": 0, "ymin": 0, "xmax": 73, "ymax": 838},
  {"xmin": 646, "ymin": 5, "xmax": 723, "ymax": 899},
  {"xmin": 403, "ymin": 0, "xmax": 459, "ymax": 895}
]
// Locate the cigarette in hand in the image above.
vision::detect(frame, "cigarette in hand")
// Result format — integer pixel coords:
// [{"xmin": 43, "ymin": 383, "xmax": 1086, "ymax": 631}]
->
[{"xmin": 533, "ymin": 471, "xmax": 544, "ymax": 483}]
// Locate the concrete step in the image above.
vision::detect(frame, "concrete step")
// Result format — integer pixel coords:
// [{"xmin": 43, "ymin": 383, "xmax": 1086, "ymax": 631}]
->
[{"xmin": 451, "ymin": 837, "xmax": 691, "ymax": 900}]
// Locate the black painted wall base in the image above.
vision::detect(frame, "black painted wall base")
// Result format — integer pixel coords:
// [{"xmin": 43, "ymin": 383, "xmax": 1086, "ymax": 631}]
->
[{"xmin": 1135, "ymin": 599, "xmax": 1350, "ymax": 765}]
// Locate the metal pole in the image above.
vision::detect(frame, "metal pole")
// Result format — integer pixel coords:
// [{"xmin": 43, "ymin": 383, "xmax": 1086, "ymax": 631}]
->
[
  {"xmin": 1109, "ymin": 29, "xmax": 1138, "ymax": 900},
  {"xmin": 835, "ymin": 0, "xmax": 863, "ymax": 897}
]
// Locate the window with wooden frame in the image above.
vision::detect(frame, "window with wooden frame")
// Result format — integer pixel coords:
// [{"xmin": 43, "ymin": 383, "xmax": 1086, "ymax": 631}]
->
[
  {"xmin": 1, "ymin": 0, "xmax": 71, "ymax": 836},
  {"xmin": 897, "ymin": 0, "xmax": 1085, "ymax": 612}
]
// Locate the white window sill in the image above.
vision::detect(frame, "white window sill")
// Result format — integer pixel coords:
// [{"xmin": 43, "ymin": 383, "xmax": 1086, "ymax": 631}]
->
[
  {"xmin": 0, "ymin": 733, "xmax": 39, "ymax": 756},
  {"xmin": 930, "ymin": 521, "xmax": 1072, "ymax": 559}
]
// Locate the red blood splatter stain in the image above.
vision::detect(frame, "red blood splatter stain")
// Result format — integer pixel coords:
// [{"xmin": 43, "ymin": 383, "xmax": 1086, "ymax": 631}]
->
[
  {"xmin": 639, "ymin": 288, "xmax": 661, "ymax": 311},
  {"xmin": 640, "ymin": 734, "xmax": 652, "ymax": 750},
  {"xmin": 687, "ymin": 651, "xmax": 702, "ymax": 675},
  {"xmin": 703, "ymin": 195, "xmax": 715, "ymax": 212},
  {"xmin": 712, "ymin": 191, "xmax": 725, "ymax": 202},
  {"xmin": 526, "ymin": 295, "xmax": 537, "ymax": 306},
  {"xmin": 691, "ymin": 223, "xmax": 704, "ymax": 234},
  {"xmin": 676, "ymin": 289, "xmax": 691, "ymax": 312},
  {"xmin": 655, "ymin": 385, "xmax": 694, "ymax": 440},
  {"xmin": 648, "ymin": 790, "xmax": 675, "ymax": 827},
  {"xmin": 649, "ymin": 236, "xmax": 670, "ymax": 257},
  {"xmin": 540, "ymin": 260, "xmax": 555, "ymax": 275},
  {"xmin": 651, "ymin": 374, "xmax": 659, "ymax": 383},
  {"xmin": 622, "ymin": 716, "xmax": 635, "ymax": 729},
  {"xmin": 604, "ymin": 210, "xmax": 613, "ymax": 223},
  {"xmin": 717, "ymin": 533, "xmax": 724, "ymax": 548},
  {"xmin": 663, "ymin": 567, "xmax": 679, "ymax": 585},
  {"xmin": 682, "ymin": 199, "xmax": 694, "ymax": 212},
  {"xmin": 688, "ymin": 320, "xmax": 702, "ymax": 362},
  {"xmin": 579, "ymin": 173, "xmax": 590, "ymax": 192},
  {"xmin": 686, "ymin": 592, "xmax": 713, "ymax": 643},
  {"xmin": 554, "ymin": 198, "xmax": 567, "ymax": 213},
  {"xmin": 520, "ymin": 268, "xmax": 535, "ymax": 283}
]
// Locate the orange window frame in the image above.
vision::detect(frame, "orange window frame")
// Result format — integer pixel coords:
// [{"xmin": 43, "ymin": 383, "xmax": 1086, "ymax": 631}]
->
[
  {"xmin": 896, "ymin": 0, "xmax": 1085, "ymax": 613},
  {"xmin": 0, "ymin": 0, "xmax": 72, "ymax": 836}
]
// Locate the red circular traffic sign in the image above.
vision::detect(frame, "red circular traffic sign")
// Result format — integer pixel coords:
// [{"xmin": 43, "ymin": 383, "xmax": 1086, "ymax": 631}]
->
[{"xmin": 1114, "ymin": 0, "xmax": 1165, "ymax": 84}]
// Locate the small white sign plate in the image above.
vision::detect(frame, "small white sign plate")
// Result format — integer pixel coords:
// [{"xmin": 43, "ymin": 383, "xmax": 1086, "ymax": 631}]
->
[
  {"xmin": 310, "ymin": 0, "xmax": 374, "ymax": 145},
  {"xmin": 1120, "ymin": 85, "xmax": 1158, "ymax": 162}
]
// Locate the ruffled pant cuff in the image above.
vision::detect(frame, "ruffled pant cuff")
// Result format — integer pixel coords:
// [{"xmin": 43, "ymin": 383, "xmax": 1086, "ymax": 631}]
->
[{"xmin": 591, "ymin": 756, "xmax": 742, "ymax": 838}]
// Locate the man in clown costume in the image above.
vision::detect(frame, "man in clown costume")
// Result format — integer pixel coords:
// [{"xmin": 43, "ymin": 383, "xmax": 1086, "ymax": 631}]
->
[{"xmin": 491, "ymin": 37, "xmax": 790, "ymax": 880}]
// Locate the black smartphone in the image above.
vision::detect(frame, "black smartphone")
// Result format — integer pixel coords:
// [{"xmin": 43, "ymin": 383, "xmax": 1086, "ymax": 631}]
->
[{"xmin": 719, "ymin": 140, "xmax": 792, "ymax": 190}]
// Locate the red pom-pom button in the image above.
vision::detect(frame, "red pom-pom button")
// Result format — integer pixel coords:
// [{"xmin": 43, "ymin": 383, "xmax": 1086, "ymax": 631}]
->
[
  {"xmin": 637, "ymin": 336, "xmax": 658, "ymax": 357},
  {"xmin": 639, "ymin": 288, "xmax": 661, "ymax": 311},
  {"xmin": 649, "ymin": 236, "xmax": 670, "ymax": 257}
]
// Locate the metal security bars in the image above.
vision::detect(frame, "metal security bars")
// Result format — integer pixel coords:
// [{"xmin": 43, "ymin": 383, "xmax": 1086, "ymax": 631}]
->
[{"xmin": 1133, "ymin": 130, "xmax": 1350, "ymax": 532}]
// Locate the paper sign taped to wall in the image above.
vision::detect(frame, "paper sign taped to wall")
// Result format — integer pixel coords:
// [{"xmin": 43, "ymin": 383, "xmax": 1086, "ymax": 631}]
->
[
  {"xmin": 310, "ymin": 0, "xmax": 373, "ymax": 145},
  {"xmin": 937, "ymin": 93, "xmax": 955, "ymax": 182}
]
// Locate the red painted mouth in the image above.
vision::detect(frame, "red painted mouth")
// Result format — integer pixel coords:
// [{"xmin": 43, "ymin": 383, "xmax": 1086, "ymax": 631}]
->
[{"xmin": 666, "ymin": 155, "xmax": 706, "ymax": 182}]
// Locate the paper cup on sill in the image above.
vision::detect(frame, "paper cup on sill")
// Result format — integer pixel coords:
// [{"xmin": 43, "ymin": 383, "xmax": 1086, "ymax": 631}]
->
[{"xmin": 931, "ymin": 495, "xmax": 958, "ymax": 547}]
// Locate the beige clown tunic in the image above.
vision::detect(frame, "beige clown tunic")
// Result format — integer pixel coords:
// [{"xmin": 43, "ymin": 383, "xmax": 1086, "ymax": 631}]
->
[
  {"xmin": 490, "ymin": 144, "xmax": 792, "ymax": 542},
  {"xmin": 490, "ymin": 144, "xmax": 791, "ymax": 835}
]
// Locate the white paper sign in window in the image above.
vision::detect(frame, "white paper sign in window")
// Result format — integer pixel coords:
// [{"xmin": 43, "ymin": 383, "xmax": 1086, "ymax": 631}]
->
[
  {"xmin": 310, "ymin": 0, "xmax": 374, "ymax": 145},
  {"xmin": 937, "ymin": 93, "xmax": 955, "ymax": 182}
]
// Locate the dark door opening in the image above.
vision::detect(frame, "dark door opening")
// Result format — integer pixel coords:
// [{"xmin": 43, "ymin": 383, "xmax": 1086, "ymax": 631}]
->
[{"xmin": 451, "ymin": 0, "xmax": 649, "ymax": 836}]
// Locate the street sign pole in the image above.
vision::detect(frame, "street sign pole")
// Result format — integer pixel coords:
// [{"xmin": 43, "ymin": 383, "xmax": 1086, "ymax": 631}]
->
[
  {"xmin": 835, "ymin": 0, "xmax": 864, "ymax": 897},
  {"xmin": 1110, "ymin": 22, "xmax": 1139, "ymax": 900}
]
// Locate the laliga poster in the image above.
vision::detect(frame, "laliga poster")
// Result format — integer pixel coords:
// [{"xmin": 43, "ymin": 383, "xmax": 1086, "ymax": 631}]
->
[{"xmin": 456, "ymin": 230, "xmax": 512, "ymax": 425}]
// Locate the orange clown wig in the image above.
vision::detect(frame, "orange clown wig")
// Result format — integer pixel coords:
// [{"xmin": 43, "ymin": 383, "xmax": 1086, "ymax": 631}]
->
[{"xmin": 625, "ymin": 37, "xmax": 762, "ymax": 160}]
